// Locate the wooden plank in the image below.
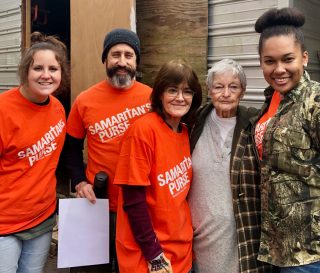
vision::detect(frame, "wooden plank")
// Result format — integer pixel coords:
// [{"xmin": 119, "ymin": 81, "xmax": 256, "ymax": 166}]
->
[
  {"xmin": 136, "ymin": 0, "xmax": 208, "ymax": 101},
  {"xmin": 70, "ymin": 0, "xmax": 135, "ymax": 102},
  {"xmin": 22, "ymin": 0, "xmax": 31, "ymax": 48}
]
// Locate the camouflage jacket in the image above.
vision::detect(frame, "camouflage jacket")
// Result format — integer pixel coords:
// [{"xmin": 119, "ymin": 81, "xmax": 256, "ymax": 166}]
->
[{"xmin": 256, "ymin": 71, "xmax": 320, "ymax": 266}]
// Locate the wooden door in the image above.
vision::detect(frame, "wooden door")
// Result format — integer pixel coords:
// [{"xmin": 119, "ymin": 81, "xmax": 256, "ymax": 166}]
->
[{"xmin": 70, "ymin": 0, "xmax": 135, "ymax": 101}]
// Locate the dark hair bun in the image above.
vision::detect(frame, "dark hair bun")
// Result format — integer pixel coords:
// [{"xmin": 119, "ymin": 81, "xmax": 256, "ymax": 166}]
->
[
  {"xmin": 29, "ymin": 31, "xmax": 66, "ymax": 52},
  {"xmin": 30, "ymin": 31, "xmax": 46, "ymax": 45},
  {"xmin": 255, "ymin": 7, "xmax": 305, "ymax": 33}
]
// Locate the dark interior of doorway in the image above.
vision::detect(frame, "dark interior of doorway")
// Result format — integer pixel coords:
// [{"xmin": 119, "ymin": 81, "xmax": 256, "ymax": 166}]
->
[
  {"xmin": 31, "ymin": 0, "xmax": 71, "ymax": 196},
  {"xmin": 31, "ymin": 0, "xmax": 71, "ymax": 115}
]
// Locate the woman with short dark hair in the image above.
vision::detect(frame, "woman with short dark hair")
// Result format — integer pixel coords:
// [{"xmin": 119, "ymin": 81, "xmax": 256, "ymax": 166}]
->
[{"xmin": 114, "ymin": 59, "xmax": 202, "ymax": 273}]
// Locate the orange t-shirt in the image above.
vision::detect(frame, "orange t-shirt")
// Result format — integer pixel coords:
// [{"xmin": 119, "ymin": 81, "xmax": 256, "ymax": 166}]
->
[
  {"xmin": 114, "ymin": 112, "xmax": 193, "ymax": 273},
  {"xmin": 255, "ymin": 91, "xmax": 281, "ymax": 159},
  {"xmin": 0, "ymin": 87, "xmax": 66, "ymax": 234},
  {"xmin": 67, "ymin": 80, "xmax": 151, "ymax": 211}
]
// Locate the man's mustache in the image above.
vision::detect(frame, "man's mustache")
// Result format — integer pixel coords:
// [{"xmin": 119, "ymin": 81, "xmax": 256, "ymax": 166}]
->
[{"xmin": 107, "ymin": 66, "xmax": 135, "ymax": 76}]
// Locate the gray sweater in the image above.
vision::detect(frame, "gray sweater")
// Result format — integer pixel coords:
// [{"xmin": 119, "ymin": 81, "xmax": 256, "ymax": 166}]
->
[{"xmin": 188, "ymin": 109, "xmax": 238, "ymax": 273}]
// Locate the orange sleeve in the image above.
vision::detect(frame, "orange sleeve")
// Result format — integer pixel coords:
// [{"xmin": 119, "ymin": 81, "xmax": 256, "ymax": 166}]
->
[
  {"xmin": 0, "ymin": 107, "xmax": 5, "ymax": 156},
  {"xmin": 67, "ymin": 98, "xmax": 86, "ymax": 139},
  {"xmin": 114, "ymin": 135, "xmax": 153, "ymax": 186},
  {"xmin": 0, "ymin": 133, "xmax": 3, "ymax": 156}
]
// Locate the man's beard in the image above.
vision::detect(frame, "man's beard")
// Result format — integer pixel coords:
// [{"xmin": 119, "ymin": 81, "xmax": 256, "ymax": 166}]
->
[{"xmin": 107, "ymin": 66, "xmax": 136, "ymax": 89}]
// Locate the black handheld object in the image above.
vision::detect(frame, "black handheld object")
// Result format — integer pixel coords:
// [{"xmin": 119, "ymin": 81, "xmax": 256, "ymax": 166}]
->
[{"xmin": 93, "ymin": 171, "xmax": 108, "ymax": 198}]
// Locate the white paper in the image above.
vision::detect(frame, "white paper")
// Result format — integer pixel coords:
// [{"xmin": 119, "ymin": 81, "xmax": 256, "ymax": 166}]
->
[{"xmin": 57, "ymin": 198, "xmax": 109, "ymax": 268}]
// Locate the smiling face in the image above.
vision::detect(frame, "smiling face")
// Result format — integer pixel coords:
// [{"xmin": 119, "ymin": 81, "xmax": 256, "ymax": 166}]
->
[
  {"xmin": 260, "ymin": 34, "xmax": 308, "ymax": 95},
  {"xmin": 106, "ymin": 43, "xmax": 137, "ymax": 89},
  {"xmin": 160, "ymin": 82, "xmax": 193, "ymax": 130},
  {"xmin": 209, "ymin": 72, "xmax": 244, "ymax": 118},
  {"xmin": 21, "ymin": 49, "xmax": 61, "ymax": 103}
]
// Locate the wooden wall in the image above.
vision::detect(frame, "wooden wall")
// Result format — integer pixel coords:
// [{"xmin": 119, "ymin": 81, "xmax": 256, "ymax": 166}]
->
[
  {"xmin": 70, "ymin": 0, "xmax": 135, "ymax": 102},
  {"xmin": 136, "ymin": 0, "xmax": 208, "ymax": 101}
]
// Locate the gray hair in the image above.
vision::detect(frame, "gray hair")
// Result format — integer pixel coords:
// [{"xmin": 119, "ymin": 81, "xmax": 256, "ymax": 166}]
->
[{"xmin": 206, "ymin": 59, "xmax": 247, "ymax": 91}]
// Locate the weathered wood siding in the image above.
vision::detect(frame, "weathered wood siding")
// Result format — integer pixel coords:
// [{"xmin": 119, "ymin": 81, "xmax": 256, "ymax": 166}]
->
[{"xmin": 136, "ymin": 0, "xmax": 208, "ymax": 101}]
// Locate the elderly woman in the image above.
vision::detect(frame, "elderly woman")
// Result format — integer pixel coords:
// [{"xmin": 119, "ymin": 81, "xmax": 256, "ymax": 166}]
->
[{"xmin": 188, "ymin": 59, "xmax": 274, "ymax": 273}]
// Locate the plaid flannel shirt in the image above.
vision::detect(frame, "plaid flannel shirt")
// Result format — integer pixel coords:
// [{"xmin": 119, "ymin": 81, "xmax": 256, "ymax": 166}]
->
[{"xmin": 190, "ymin": 103, "xmax": 277, "ymax": 273}]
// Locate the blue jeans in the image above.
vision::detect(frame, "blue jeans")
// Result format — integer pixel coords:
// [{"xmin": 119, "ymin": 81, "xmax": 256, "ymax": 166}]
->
[
  {"xmin": 280, "ymin": 261, "xmax": 320, "ymax": 273},
  {"xmin": 0, "ymin": 231, "xmax": 52, "ymax": 273}
]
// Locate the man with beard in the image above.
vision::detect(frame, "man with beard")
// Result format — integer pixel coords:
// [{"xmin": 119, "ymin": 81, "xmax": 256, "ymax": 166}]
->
[{"xmin": 64, "ymin": 28, "xmax": 152, "ymax": 272}]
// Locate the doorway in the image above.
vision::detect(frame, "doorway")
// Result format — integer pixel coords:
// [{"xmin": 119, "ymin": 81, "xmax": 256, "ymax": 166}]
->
[
  {"xmin": 29, "ymin": 0, "xmax": 71, "ymax": 196},
  {"xmin": 30, "ymin": 0, "xmax": 71, "ymax": 114}
]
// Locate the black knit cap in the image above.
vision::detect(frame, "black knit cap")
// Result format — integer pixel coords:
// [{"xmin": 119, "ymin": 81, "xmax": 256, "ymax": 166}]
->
[{"xmin": 101, "ymin": 28, "xmax": 140, "ymax": 64}]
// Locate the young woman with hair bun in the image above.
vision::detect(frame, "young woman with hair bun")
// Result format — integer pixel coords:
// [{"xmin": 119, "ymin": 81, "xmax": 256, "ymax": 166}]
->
[
  {"xmin": 0, "ymin": 32, "xmax": 69, "ymax": 272},
  {"xmin": 254, "ymin": 7, "xmax": 320, "ymax": 273}
]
